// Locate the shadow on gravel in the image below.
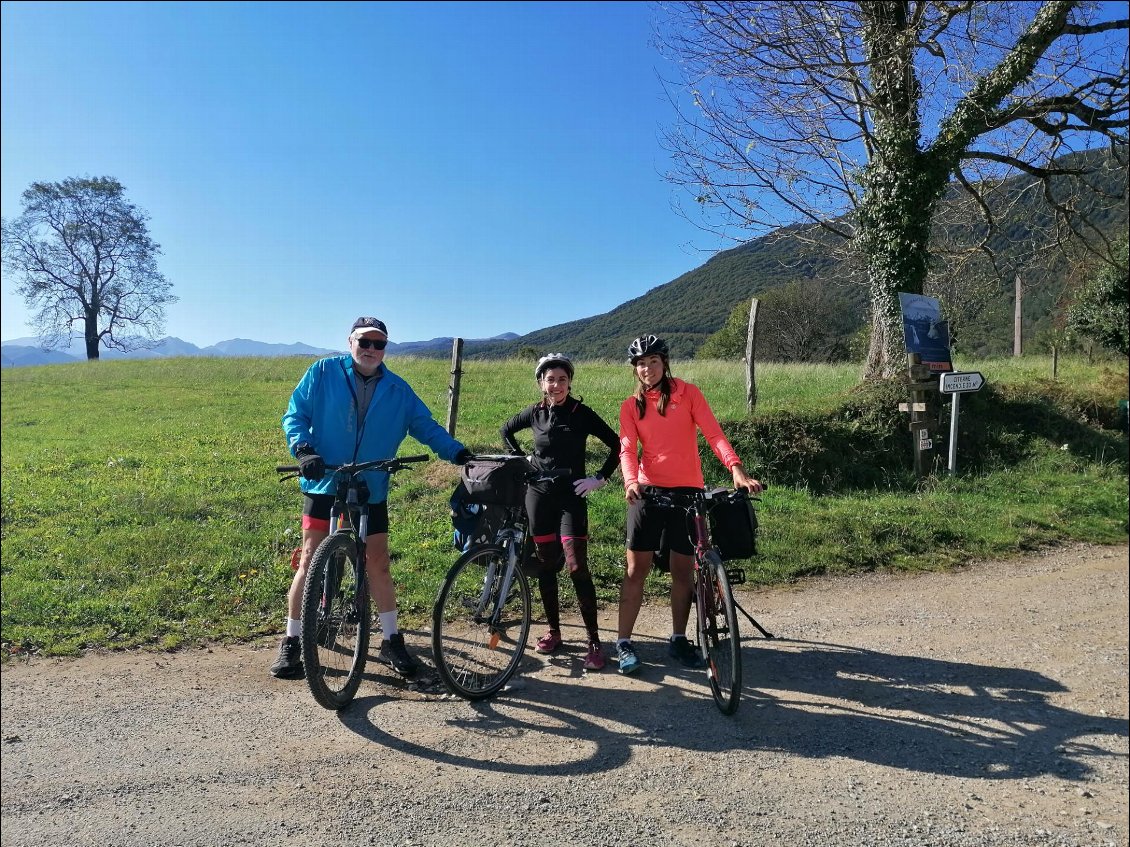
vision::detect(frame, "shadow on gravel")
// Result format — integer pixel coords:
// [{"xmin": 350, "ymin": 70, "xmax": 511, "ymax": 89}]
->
[
  {"xmin": 743, "ymin": 637, "xmax": 1127, "ymax": 781},
  {"xmin": 334, "ymin": 633, "xmax": 1126, "ymax": 784}
]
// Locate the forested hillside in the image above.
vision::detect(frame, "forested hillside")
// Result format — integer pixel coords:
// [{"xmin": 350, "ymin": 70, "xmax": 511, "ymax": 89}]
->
[{"xmin": 452, "ymin": 146, "xmax": 1125, "ymax": 362}]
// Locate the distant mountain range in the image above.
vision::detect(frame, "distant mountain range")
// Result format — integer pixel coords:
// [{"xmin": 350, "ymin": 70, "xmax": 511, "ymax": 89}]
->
[{"xmin": 0, "ymin": 332, "xmax": 520, "ymax": 368}]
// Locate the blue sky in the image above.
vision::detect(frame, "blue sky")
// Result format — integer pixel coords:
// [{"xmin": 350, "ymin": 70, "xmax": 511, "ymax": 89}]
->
[{"xmin": 2, "ymin": 1, "xmax": 728, "ymax": 350}]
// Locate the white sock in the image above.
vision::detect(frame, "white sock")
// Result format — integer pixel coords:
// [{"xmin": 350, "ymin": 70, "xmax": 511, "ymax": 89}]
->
[
  {"xmin": 378, "ymin": 611, "xmax": 398, "ymax": 637},
  {"xmin": 286, "ymin": 618, "xmax": 301, "ymax": 638},
  {"xmin": 616, "ymin": 637, "xmax": 631, "ymax": 648},
  {"xmin": 670, "ymin": 633, "xmax": 685, "ymax": 642}
]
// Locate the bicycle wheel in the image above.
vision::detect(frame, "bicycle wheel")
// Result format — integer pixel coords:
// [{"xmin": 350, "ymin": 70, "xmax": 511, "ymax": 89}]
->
[
  {"xmin": 698, "ymin": 550, "xmax": 742, "ymax": 715},
  {"xmin": 432, "ymin": 543, "xmax": 531, "ymax": 700},
  {"xmin": 301, "ymin": 532, "xmax": 370, "ymax": 710}
]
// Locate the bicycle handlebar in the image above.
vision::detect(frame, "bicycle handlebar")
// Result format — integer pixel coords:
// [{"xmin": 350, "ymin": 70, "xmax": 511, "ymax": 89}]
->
[
  {"xmin": 526, "ymin": 467, "xmax": 573, "ymax": 483},
  {"xmin": 275, "ymin": 454, "xmax": 430, "ymax": 477},
  {"xmin": 643, "ymin": 486, "xmax": 764, "ymax": 511}
]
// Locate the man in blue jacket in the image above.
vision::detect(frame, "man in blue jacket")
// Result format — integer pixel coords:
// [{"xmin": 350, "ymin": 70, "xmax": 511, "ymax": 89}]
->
[{"xmin": 270, "ymin": 316, "xmax": 471, "ymax": 680}]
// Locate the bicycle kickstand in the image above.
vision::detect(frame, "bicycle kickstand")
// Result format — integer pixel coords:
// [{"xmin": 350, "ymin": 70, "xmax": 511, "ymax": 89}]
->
[{"xmin": 733, "ymin": 600, "xmax": 775, "ymax": 640}]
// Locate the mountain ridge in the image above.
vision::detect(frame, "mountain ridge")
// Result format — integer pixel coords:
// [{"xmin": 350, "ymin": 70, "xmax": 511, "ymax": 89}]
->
[{"xmin": 0, "ymin": 332, "xmax": 520, "ymax": 368}]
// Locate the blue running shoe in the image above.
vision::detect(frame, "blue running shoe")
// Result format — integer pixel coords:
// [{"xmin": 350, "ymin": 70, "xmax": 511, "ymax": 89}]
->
[{"xmin": 615, "ymin": 640, "xmax": 642, "ymax": 675}]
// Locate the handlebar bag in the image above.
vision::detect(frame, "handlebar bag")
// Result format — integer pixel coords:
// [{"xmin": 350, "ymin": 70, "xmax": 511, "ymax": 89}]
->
[
  {"xmin": 460, "ymin": 457, "xmax": 529, "ymax": 506},
  {"xmin": 709, "ymin": 491, "xmax": 758, "ymax": 560}
]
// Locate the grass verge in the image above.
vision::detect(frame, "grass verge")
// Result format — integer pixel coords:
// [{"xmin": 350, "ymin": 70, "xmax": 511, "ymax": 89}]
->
[{"xmin": 1, "ymin": 355, "xmax": 1126, "ymax": 658}]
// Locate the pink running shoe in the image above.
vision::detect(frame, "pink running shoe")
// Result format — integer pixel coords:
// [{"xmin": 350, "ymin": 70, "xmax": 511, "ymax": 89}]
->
[
  {"xmin": 535, "ymin": 629, "xmax": 562, "ymax": 654},
  {"xmin": 583, "ymin": 642, "xmax": 606, "ymax": 670}
]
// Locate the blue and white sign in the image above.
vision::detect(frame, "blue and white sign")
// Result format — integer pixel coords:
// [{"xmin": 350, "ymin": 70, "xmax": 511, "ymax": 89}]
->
[{"xmin": 898, "ymin": 293, "xmax": 953, "ymax": 374}]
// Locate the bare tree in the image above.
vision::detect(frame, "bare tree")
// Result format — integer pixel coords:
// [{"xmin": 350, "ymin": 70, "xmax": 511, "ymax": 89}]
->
[
  {"xmin": 2, "ymin": 176, "xmax": 176, "ymax": 360},
  {"xmin": 656, "ymin": 1, "xmax": 1128, "ymax": 379}
]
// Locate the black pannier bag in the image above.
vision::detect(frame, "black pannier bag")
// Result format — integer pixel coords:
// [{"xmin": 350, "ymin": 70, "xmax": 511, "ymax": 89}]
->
[
  {"xmin": 450, "ymin": 481, "xmax": 505, "ymax": 551},
  {"xmin": 709, "ymin": 490, "xmax": 758, "ymax": 560},
  {"xmin": 459, "ymin": 456, "xmax": 530, "ymax": 506}
]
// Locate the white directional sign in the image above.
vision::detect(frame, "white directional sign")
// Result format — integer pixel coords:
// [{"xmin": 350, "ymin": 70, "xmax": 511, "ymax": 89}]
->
[{"xmin": 939, "ymin": 371, "xmax": 985, "ymax": 394}]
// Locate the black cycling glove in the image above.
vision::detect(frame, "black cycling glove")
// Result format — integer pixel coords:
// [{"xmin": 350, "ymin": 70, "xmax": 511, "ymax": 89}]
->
[
  {"xmin": 295, "ymin": 445, "xmax": 325, "ymax": 481},
  {"xmin": 453, "ymin": 448, "xmax": 473, "ymax": 466}
]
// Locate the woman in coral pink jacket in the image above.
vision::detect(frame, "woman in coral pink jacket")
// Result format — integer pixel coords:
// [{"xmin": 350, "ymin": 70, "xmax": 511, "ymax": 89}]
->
[{"xmin": 613, "ymin": 334, "xmax": 761, "ymax": 676}]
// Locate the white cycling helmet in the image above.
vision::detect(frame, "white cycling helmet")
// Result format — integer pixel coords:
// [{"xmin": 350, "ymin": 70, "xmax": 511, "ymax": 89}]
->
[{"xmin": 534, "ymin": 353, "xmax": 574, "ymax": 380}]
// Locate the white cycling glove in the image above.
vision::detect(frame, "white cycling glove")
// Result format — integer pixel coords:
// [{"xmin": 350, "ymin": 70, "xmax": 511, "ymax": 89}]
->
[{"xmin": 573, "ymin": 476, "xmax": 606, "ymax": 498}]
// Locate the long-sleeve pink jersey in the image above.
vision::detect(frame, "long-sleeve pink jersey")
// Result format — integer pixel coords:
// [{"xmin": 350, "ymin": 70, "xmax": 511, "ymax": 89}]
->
[{"xmin": 618, "ymin": 378, "xmax": 741, "ymax": 489}]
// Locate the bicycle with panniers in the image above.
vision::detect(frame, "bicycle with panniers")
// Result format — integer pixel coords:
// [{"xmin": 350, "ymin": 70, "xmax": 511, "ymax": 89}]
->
[
  {"xmin": 643, "ymin": 485, "xmax": 766, "ymax": 714},
  {"xmin": 432, "ymin": 454, "xmax": 569, "ymax": 700}
]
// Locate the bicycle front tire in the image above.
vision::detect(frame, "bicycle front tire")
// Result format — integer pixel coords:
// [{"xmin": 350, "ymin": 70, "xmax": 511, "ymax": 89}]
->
[
  {"xmin": 301, "ymin": 532, "xmax": 370, "ymax": 710},
  {"xmin": 432, "ymin": 543, "xmax": 532, "ymax": 701},
  {"xmin": 698, "ymin": 549, "xmax": 742, "ymax": 715}
]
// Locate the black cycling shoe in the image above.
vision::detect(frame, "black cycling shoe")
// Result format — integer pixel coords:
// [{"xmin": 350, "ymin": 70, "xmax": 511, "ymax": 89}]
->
[
  {"xmin": 668, "ymin": 635, "xmax": 705, "ymax": 669},
  {"xmin": 269, "ymin": 636, "xmax": 304, "ymax": 679},
  {"xmin": 377, "ymin": 633, "xmax": 418, "ymax": 678}
]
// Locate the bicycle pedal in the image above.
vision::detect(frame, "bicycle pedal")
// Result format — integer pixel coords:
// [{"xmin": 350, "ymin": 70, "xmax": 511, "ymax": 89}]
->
[{"xmin": 725, "ymin": 568, "xmax": 746, "ymax": 585}]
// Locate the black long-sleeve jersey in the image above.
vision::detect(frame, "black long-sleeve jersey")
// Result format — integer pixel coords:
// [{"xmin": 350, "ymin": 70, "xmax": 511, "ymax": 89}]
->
[{"xmin": 499, "ymin": 397, "xmax": 619, "ymax": 483}]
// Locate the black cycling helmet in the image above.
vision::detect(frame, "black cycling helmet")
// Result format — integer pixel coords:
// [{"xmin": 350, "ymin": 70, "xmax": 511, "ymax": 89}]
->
[
  {"xmin": 534, "ymin": 353, "xmax": 574, "ymax": 381},
  {"xmin": 627, "ymin": 334, "xmax": 669, "ymax": 364}
]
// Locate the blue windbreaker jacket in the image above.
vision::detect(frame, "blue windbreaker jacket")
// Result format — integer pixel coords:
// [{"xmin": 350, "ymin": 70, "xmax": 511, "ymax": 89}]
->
[{"xmin": 282, "ymin": 355, "xmax": 465, "ymax": 500}]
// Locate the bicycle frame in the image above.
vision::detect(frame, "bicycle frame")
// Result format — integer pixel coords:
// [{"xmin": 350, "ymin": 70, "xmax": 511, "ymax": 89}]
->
[
  {"xmin": 688, "ymin": 503, "xmax": 712, "ymax": 556},
  {"xmin": 328, "ymin": 473, "xmax": 369, "ymax": 551}
]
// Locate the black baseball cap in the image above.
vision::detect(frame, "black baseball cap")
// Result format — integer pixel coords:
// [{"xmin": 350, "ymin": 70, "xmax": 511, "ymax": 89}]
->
[{"xmin": 350, "ymin": 317, "xmax": 388, "ymax": 339}]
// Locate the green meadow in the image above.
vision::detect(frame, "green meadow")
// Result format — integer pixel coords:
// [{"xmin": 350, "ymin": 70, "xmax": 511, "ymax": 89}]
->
[{"xmin": 1, "ymin": 355, "xmax": 1126, "ymax": 658}]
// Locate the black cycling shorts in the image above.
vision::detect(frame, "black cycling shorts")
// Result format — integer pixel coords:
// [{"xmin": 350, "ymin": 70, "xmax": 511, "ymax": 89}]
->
[
  {"xmin": 302, "ymin": 494, "xmax": 388, "ymax": 535},
  {"xmin": 525, "ymin": 481, "xmax": 588, "ymax": 543},
  {"xmin": 625, "ymin": 486, "xmax": 700, "ymax": 556}
]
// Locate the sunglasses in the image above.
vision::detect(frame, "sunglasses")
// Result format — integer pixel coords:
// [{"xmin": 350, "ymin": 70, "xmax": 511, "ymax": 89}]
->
[{"xmin": 356, "ymin": 338, "xmax": 388, "ymax": 350}]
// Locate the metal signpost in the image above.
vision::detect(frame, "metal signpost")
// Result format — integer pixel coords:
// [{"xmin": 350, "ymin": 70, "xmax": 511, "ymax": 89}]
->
[{"xmin": 939, "ymin": 371, "xmax": 985, "ymax": 474}]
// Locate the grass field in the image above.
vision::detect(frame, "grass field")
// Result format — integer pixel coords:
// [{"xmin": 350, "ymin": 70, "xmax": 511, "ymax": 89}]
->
[{"xmin": 1, "ymin": 354, "xmax": 1126, "ymax": 658}]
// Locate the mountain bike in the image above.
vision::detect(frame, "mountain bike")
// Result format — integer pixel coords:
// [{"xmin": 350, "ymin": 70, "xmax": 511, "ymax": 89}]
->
[
  {"xmin": 643, "ymin": 486, "xmax": 764, "ymax": 715},
  {"xmin": 431, "ymin": 455, "xmax": 570, "ymax": 701},
  {"xmin": 276, "ymin": 454, "xmax": 428, "ymax": 710}
]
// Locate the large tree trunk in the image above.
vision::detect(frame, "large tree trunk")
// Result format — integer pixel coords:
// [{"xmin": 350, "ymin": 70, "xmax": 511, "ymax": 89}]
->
[
  {"xmin": 84, "ymin": 315, "xmax": 100, "ymax": 360},
  {"xmin": 859, "ymin": 191, "xmax": 937, "ymax": 379},
  {"xmin": 859, "ymin": 1, "xmax": 936, "ymax": 380}
]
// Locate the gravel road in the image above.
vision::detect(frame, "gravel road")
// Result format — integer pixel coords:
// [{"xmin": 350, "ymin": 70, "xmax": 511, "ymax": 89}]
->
[{"xmin": 2, "ymin": 542, "xmax": 1127, "ymax": 847}]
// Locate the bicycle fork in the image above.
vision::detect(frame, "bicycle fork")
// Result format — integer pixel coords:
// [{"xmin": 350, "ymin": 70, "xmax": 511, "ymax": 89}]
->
[
  {"xmin": 471, "ymin": 533, "xmax": 522, "ymax": 649},
  {"xmin": 322, "ymin": 505, "xmax": 368, "ymax": 621}
]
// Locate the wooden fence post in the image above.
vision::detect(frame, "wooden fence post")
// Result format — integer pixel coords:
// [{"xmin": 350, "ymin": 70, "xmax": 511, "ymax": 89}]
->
[
  {"xmin": 1013, "ymin": 273, "xmax": 1023, "ymax": 357},
  {"xmin": 446, "ymin": 338, "xmax": 464, "ymax": 436},
  {"xmin": 745, "ymin": 298, "xmax": 760, "ymax": 413}
]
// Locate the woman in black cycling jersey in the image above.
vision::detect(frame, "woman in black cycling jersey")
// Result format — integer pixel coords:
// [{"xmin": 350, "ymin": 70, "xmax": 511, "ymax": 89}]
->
[{"xmin": 500, "ymin": 354, "xmax": 620, "ymax": 670}]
